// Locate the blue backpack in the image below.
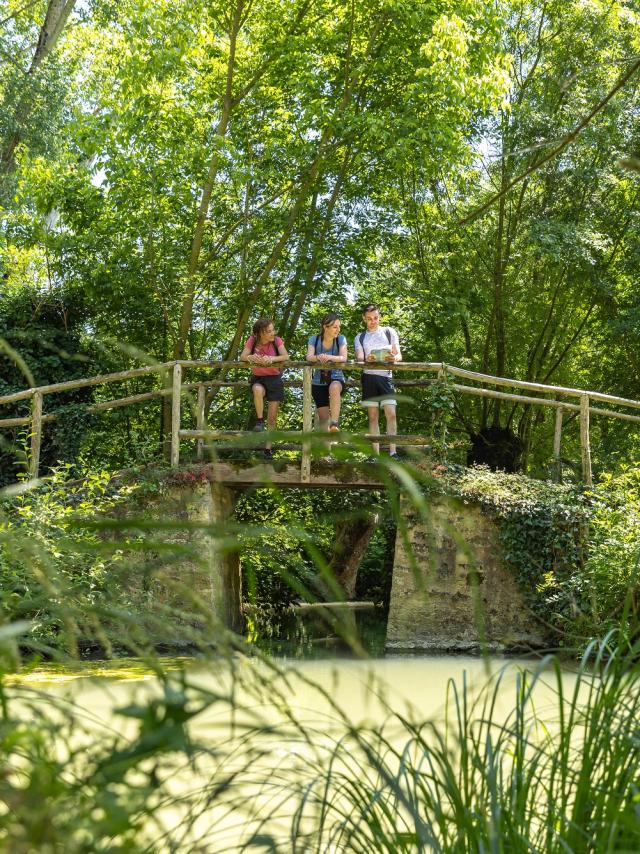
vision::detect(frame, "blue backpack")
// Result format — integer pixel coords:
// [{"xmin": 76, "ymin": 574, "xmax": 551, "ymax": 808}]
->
[
  {"xmin": 315, "ymin": 334, "xmax": 340, "ymax": 384},
  {"xmin": 314, "ymin": 334, "xmax": 339, "ymax": 357}
]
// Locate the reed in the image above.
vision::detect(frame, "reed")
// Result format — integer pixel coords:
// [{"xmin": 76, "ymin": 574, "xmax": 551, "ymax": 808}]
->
[
  {"xmin": 1, "ymin": 448, "xmax": 639, "ymax": 850},
  {"xmin": 272, "ymin": 634, "xmax": 640, "ymax": 852}
]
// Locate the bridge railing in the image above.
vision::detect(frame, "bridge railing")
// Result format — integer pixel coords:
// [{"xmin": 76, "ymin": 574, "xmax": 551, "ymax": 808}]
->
[{"xmin": 2, "ymin": 359, "xmax": 640, "ymax": 483}]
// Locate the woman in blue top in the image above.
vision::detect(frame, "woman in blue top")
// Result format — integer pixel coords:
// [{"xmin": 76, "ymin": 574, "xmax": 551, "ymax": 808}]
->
[{"xmin": 306, "ymin": 312, "xmax": 347, "ymax": 432}]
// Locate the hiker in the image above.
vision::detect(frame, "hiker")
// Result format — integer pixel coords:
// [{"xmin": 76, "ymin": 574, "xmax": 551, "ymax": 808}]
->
[
  {"xmin": 306, "ymin": 312, "xmax": 348, "ymax": 433},
  {"xmin": 354, "ymin": 303, "xmax": 402, "ymax": 460},
  {"xmin": 239, "ymin": 317, "xmax": 289, "ymax": 460}
]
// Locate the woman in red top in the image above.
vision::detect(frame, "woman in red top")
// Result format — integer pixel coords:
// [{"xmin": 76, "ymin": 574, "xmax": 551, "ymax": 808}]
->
[{"xmin": 239, "ymin": 317, "xmax": 289, "ymax": 459}]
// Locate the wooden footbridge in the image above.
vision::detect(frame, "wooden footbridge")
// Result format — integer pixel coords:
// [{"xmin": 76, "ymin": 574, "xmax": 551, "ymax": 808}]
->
[
  {"xmin": 2, "ymin": 359, "xmax": 640, "ymax": 485},
  {"xmin": 4, "ymin": 358, "xmax": 640, "ymax": 648}
]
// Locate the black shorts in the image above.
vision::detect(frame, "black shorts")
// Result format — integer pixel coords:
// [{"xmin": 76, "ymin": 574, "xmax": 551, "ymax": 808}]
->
[
  {"xmin": 312, "ymin": 380, "xmax": 345, "ymax": 409},
  {"xmin": 250, "ymin": 374, "xmax": 285, "ymax": 402},
  {"xmin": 360, "ymin": 374, "xmax": 396, "ymax": 408}
]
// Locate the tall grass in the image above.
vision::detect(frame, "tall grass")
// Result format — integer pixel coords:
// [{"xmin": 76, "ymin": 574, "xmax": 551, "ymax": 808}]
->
[
  {"xmin": 271, "ymin": 634, "xmax": 640, "ymax": 852},
  {"xmin": 3, "ymin": 633, "xmax": 639, "ymax": 851},
  {"xmin": 1, "ymin": 442, "xmax": 640, "ymax": 850}
]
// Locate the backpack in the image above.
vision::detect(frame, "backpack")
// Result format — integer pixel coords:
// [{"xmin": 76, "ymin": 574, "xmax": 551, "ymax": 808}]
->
[
  {"xmin": 358, "ymin": 327, "xmax": 393, "ymax": 353},
  {"xmin": 314, "ymin": 334, "xmax": 339, "ymax": 357},
  {"xmin": 315, "ymin": 334, "xmax": 340, "ymax": 384}
]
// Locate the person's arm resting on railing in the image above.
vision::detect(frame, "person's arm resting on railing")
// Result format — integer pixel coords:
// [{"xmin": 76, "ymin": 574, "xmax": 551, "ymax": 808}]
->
[
  {"xmin": 269, "ymin": 340, "xmax": 289, "ymax": 365},
  {"xmin": 240, "ymin": 337, "xmax": 288, "ymax": 367},
  {"xmin": 239, "ymin": 344, "xmax": 255, "ymax": 363},
  {"xmin": 314, "ymin": 341, "xmax": 347, "ymax": 364}
]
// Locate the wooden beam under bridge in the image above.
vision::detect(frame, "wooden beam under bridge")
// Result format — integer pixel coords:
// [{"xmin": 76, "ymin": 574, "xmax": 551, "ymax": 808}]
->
[{"xmin": 204, "ymin": 461, "xmax": 386, "ymax": 489}]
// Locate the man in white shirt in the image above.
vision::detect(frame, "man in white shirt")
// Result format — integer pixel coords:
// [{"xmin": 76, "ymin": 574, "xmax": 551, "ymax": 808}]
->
[{"xmin": 354, "ymin": 303, "xmax": 401, "ymax": 460}]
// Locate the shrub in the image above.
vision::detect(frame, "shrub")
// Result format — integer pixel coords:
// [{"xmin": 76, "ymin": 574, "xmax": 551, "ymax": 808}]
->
[{"xmin": 0, "ymin": 467, "xmax": 141, "ymax": 654}]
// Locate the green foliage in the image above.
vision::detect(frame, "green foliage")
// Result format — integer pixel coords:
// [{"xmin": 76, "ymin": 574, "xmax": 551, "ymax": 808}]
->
[
  {"xmin": 0, "ymin": 286, "xmax": 94, "ymax": 391},
  {"xmin": 357, "ymin": 0, "xmax": 640, "ymax": 472},
  {"xmin": 236, "ymin": 486, "xmax": 395, "ymax": 619},
  {"xmin": 236, "ymin": 487, "xmax": 319, "ymax": 611},
  {"xmin": 285, "ymin": 636, "xmax": 640, "ymax": 851},
  {"xmin": 50, "ymin": 403, "xmax": 98, "ymax": 464},
  {"xmin": 434, "ymin": 464, "xmax": 640, "ymax": 649},
  {"xmin": 0, "ymin": 467, "xmax": 140, "ymax": 653},
  {"xmin": 424, "ymin": 370, "xmax": 457, "ymax": 460},
  {"xmin": 0, "ymin": 285, "xmax": 105, "ymax": 483},
  {"xmin": 0, "ymin": 673, "xmax": 217, "ymax": 851},
  {"xmin": 355, "ymin": 514, "xmax": 397, "ymax": 606},
  {"xmin": 579, "ymin": 468, "xmax": 640, "ymax": 640},
  {"xmin": 1, "ymin": 0, "xmax": 638, "ymax": 478}
]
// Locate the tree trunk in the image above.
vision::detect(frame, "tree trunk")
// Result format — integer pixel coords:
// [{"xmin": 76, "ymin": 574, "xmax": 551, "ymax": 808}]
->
[
  {"xmin": 329, "ymin": 514, "xmax": 379, "ymax": 600},
  {"xmin": 279, "ymin": 191, "xmax": 320, "ymax": 333},
  {"xmin": 1, "ymin": 0, "xmax": 77, "ymax": 172},
  {"xmin": 491, "ymin": 158, "xmax": 507, "ymax": 425},
  {"xmin": 224, "ymin": 130, "xmax": 337, "ymax": 364},
  {"xmin": 161, "ymin": 2, "xmax": 245, "ymax": 453},
  {"xmin": 173, "ymin": 0, "xmax": 244, "ymax": 363},
  {"xmin": 283, "ymin": 148, "xmax": 352, "ymax": 340}
]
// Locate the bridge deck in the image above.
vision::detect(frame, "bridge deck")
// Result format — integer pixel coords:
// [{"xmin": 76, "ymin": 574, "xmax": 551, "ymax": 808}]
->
[{"xmin": 210, "ymin": 461, "xmax": 385, "ymax": 488}]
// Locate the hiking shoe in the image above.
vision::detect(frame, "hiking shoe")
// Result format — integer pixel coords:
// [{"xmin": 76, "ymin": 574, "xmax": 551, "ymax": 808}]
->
[
  {"xmin": 364, "ymin": 455, "xmax": 378, "ymax": 464},
  {"xmin": 329, "ymin": 420, "xmax": 340, "ymax": 432},
  {"xmin": 262, "ymin": 448, "xmax": 274, "ymax": 461},
  {"xmin": 252, "ymin": 420, "xmax": 265, "ymax": 432},
  {"xmin": 388, "ymin": 452, "xmax": 401, "ymax": 461}
]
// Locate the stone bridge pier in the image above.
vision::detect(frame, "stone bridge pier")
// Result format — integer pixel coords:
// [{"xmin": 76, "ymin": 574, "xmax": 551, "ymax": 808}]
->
[
  {"xmin": 113, "ymin": 479, "xmax": 243, "ymax": 636},
  {"xmin": 116, "ymin": 465, "xmax": 545, "ymax": 651},
  {"xmin": 386, "ymin": 494, "xmax": 545, "ymax": 652}
]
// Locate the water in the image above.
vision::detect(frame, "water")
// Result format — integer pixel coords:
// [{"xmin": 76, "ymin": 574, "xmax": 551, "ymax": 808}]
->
[
  {"xmin": 11, "ymin": 648, "xmax": 578, "ymax": 850},
  {"xmin": 246, "ymin": 607, "xmax": 389, "ymax": 658},
  {"xmin": 18, "ymin": 652, "xmax": 573, "ymax": 751}
]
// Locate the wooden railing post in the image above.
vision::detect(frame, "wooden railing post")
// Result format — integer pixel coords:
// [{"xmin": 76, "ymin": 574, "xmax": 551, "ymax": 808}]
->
[
  {"xmin": 580, "ymin": 394, "xmax": 592, "ymax": 485},
  {"xmin": 29, "ymin": 391, "xmax": 42, "ymax": 479},
  {"xmin": 171, "ymin": 363, "xmax": 182, "ymax": 469},
  {"xmin": 196, "ymin": 384, "xmax": 206, "ymax": 461},
  {"xmin": 553, "ymin": 406, "xmax": 563, "ymax": 483},
  {"xmin": 301, "ymin": 366, "xmax": 312, "ymax": 483}
]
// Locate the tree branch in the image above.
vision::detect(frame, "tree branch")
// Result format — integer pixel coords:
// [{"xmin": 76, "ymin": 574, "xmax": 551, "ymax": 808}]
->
[{"xmin": 458, "ymin": 56, "xmax": 640, "ymax": 227}]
